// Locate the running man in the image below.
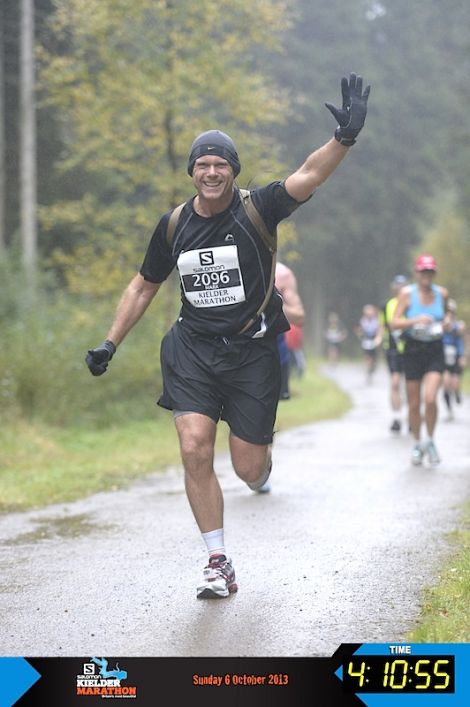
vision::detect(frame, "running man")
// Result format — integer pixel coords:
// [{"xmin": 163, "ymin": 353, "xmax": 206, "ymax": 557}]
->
[
  {"xmin": 86, "ymin": 73, "xmax": 370, "ymax": 599},
  {"xmin": 380, "ymin": 275, "xmax": 408, "ymax": 433},
  {"xmin": 324, "ymin": 312, "xmax": 348, "ymax": 364},
  {"xmin": 442, "ymin": 299, "xmax": 466, "ymax": 420},
  {"xmin": 275, "ymin": 261, "xmax": 306, "ymax": 402},
  {"xmin": 266, "ymin": 262, "xmax": 306, "ymax": 494},
  {"xmin": 355, "ymin": 304, "xmax": 382, "ymax": 383},
  {"xmin": 391, "ymin": 254, "xmax": 450, "ymax": 466}
]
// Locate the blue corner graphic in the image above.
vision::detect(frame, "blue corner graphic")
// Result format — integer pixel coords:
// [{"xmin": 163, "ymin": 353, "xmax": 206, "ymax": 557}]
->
[{"xmin": 0, "ymin": 658, "xmax": 41, "ymax": 707}]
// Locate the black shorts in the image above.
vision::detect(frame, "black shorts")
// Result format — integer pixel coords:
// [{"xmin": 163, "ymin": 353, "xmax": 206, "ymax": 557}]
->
[
  {"xmin": 385, "ymin": 348, "xmax": 404, "ymax": 374},
  {"xmin": 361, "ymin": 342, "xmax": 379, "ymax": 359},
  {"xmin": 444, "ymin": 362, "xmax": 462, "ymax": 375},
  {"xmin": 403, "ymin": 338, "xmax": 445, "ymax": 381},
  {"xmin": 158, "ymin": 321, "xmax": 281, "ymax": 445}
]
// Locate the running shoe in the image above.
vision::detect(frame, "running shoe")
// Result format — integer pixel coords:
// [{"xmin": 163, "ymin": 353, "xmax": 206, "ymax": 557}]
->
[
  {"xmin": 390, "ymin": 420, "xmax": 401, "ymax": 434},
  {"xmin": 411, "ymin": 443, "xmax": 424, "ymax": 466},
  {"xmin": 196, "ymin": 554, "xmax": 238, "ymax": 599},
  {"xmin": 425, "ymin": 440, "xmax": 441, "ymax": 466}
]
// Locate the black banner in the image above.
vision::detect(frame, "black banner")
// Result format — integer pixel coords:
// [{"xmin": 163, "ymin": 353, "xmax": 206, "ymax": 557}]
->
[{"xmin": 11, "ymin": 646, "xmax": 367, "ymax": 707}]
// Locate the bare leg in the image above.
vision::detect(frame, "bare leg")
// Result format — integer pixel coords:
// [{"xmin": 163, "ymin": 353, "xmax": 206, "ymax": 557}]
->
[
  {"xmin": 175, "ymin": 413, "xmax": 222, "ymax": 533},
  {"xmin": 422, "ymin": 371, "xmax": 442, "ymax": 437},
  {"xmin": 442, "ymin": 370, "xmax": 452, "ymax": 414},
  {"xmin": 229, "ymin": 433, "xmax": 271, "ymax": 488},
  {"xmin": 390, "ymin": 371, "xmax": 402, "ymax": 413},
  {"xmin": 451, "ymin": 373, "xmax": 460, "ymax": 398},
  {"xmin": 406, "ymin": 380, "xmax": 422, "ymax": 441}
]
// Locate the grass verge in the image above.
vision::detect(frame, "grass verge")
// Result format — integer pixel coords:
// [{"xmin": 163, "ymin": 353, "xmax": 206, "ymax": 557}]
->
[
  {"xmin": 406, "ymin": 503, "xmax": 470, "ymax": 642},
  {"xmin": 406, "ymin": 374, "xmax": 470, "ymax": 642},
  {"xmin": 0, "ymin": 358, "xmax": 350, "ymax": 512}
]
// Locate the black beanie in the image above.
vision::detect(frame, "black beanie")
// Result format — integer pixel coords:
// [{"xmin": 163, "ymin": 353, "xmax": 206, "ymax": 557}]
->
[{"xmin": 187, "ymin": 130, "xmax": 241, "ymax": 177}]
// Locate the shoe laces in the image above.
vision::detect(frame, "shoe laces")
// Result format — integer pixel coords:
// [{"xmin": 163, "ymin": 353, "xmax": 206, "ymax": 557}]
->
[{"xmin": 205, "ymin": 554, "xmax": 231, "ymax": 580}]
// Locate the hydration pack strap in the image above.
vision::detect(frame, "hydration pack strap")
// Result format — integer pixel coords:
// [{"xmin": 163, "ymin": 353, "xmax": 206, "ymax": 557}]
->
[{"xmin": 165, "ymin": 189, "xmax": 277, "ymax": 335}]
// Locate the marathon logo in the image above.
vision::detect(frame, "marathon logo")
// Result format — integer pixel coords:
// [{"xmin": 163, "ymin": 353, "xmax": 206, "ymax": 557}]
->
[{"xmin": 76, "ymin": 658, "xmax": 137, "ymax": 699}]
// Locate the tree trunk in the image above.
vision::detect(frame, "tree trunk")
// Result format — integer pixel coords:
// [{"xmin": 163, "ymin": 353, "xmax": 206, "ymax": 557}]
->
[{"xmin": 20, "ymin": 0, "xmax": 37, "ymax": 283}]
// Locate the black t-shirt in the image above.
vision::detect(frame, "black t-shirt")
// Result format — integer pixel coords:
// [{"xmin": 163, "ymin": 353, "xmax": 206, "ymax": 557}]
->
[{"xmin": 140, "ymin": 181, "xmax": 306, "ymax": 338}]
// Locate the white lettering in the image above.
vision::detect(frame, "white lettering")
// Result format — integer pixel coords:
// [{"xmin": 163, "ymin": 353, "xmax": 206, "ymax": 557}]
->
[{"xmin": 389, "ymin": 645, "xmax": 412, "ymax": 654}]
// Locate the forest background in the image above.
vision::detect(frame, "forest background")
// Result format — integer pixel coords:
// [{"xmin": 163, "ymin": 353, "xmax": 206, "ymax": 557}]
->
[{"xmin": 1, "ymin": 0, "xmax": 470, "ymax": 430}]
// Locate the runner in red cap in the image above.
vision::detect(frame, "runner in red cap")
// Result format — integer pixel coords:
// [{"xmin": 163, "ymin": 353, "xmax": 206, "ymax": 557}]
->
[
  {"xmin": 390, "ymin": 255, "xmax": 450, "ymax": 466},
  {"xmin": 415, "ymin": 254, "xmax": 438, "ymax": 272}
]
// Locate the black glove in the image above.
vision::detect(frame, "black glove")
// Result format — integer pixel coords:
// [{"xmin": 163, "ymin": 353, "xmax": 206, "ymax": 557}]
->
[
  {"xmin": 86, "ymin": 340, "xmax": 116, "ymax": 376},
  {"xmin": 325, "ymin": 73, "xmax": 370, "ymax": 146}
]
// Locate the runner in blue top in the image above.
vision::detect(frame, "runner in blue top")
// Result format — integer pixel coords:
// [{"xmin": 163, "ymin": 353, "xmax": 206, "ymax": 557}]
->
[
  {"xmin": 391, "ymin": 254, "xmax": 450, "ymax": 466},
  {"xmin": 85, "ymin": 73, "xmax": 370, "ymax": 599}
]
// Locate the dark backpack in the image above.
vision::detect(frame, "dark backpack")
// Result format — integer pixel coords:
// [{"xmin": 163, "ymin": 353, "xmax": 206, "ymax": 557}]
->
[{"xmin": 166, "ymin": 189, "xmax": 277, "ymax": 334}]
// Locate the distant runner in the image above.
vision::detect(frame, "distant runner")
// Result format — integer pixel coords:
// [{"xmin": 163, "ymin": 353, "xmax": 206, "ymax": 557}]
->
[
  {"xmin": 324, "ymin": 312, "xmax": 348, "ymax": 364},
  {"xmin": 355, "ymin": 304, "xmax": 382, "ymax": 383},
  {"xmin": 391, "ymin": 254, "xmax": 450, "ymax": 466},
  {"xmin": 442, "ymin": 299, "xmax": 466, "ymax": 420},
  {"xmin": 379, "ymin": 275, "xmax": 408, "ymax": 433},
  {"xmin": 275, "ymin": 261, "xmax": 305, "ymax": 403}
]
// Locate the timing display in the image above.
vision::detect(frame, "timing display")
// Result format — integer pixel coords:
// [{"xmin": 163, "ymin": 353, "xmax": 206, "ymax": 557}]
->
[{"xmin": 342, "ymin": 655, "xmax": 455, "ymax": 693}]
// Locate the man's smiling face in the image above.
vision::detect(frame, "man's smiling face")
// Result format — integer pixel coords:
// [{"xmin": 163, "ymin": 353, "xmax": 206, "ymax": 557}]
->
[{"xmin": 192, "ymin": 155, "xmax": 234, "ymax": 203}]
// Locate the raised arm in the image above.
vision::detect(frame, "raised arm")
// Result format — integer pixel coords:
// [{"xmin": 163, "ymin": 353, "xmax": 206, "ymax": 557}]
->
[
  {"xmin": 284, "ymin": 139, "xmax": 349, "ymax": 203},
  {"xmin": 285, "ymin": 73, "xmax": 370, "ymax": 203}
]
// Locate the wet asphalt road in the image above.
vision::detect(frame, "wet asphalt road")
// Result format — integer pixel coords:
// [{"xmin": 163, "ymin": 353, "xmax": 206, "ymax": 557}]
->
[{"xmin": 1, "ymin": 362, "xmax": 469, "ymax": 657}]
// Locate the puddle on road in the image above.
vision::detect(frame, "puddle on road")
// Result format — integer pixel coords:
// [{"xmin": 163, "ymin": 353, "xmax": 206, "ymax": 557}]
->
[{"xmin": 2, "ymin": 513, "xmax": 115, "ymax": 546}]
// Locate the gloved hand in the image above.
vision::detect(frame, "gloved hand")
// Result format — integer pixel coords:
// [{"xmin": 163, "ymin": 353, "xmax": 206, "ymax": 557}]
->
[
  {"xmin": 325, "ymin": 73, "xmax": 370, "ymax": 146},
  {"xmin": 85, "ymin": 340, "xmax": 116, "ymax": 376}
]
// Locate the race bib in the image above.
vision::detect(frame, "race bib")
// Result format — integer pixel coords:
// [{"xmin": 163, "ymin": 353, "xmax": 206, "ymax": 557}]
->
[
  {"xmin": 177, "ymin": 245, "xmax": 246, "ymax": 308},
  {"xmin": 409, "ymin": 322, "xmax": 443, "ymax": 342},
  {"xmin": 361, "ymin": 338, "xmax": 376, "ymax": 351},
  {"xmin": 444, "ymin": 344, "xmax": 457, "ymax": 366}
]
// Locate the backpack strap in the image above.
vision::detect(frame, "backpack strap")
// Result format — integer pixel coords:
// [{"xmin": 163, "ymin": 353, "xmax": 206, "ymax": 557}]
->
[
  {"xmin": 166, "ymin": 201, "xmax": 186, "ymax": 248},
  {"xmin": 166, "ymin": 190, "xmax": 277, "ymax": 252},
  {"xmin": 238, "ymin": 188, "xmax": 277, "ymax": 253},
  {"xmin": 237, "ymin": 248, "xmax": 277, "ymax": 334},
  {"xmin": 165, "ymin": 189, "xmax": 278, "ymax": 336},
  {"xmin": 237, "ymin": 189, "xmax": 277, "ymax": 334}
]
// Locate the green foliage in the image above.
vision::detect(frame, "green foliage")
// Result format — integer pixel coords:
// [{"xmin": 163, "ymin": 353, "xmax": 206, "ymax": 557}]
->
[
  {"xmin": 4, "ymin": 0, "xmax": 470, "ymax": 367},
  {"xmin": 0, "ymin": 279, "xmax": 177, "ymax": 427},
  {"xmin": 418, "ymin": 204, "xmax": 470, "ymax": 324},
  {"xmin": 270, "ymin": 0, "xmax": 470, "ymax": 332},
  {"xmin": 38, "ymin": 0, "xmax": 291, "ymax": 293}
]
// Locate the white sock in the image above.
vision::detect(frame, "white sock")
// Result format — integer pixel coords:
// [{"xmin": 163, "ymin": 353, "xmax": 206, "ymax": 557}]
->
[{"xmin": 201, "ymin": 528, "xmax": 225, "ymax": 557}]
